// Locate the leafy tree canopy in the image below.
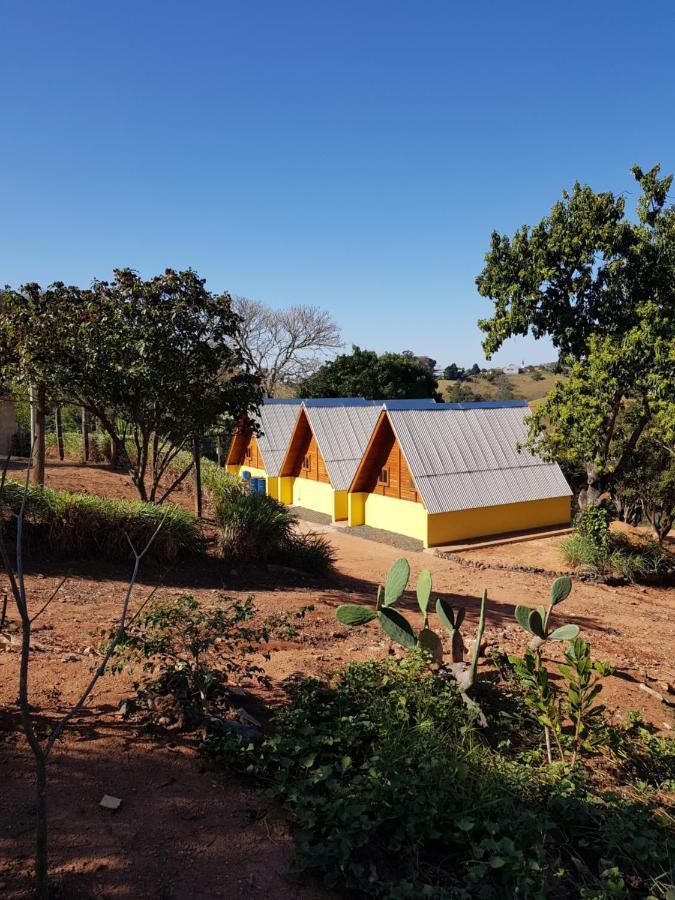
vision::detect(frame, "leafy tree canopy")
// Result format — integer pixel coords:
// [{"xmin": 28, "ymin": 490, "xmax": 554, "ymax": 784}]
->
[
  {"xmin": 1, "ymin": 269, "xmax": 262, "ymax": 501},
  {"xmin": 298, "ymin": 346, "xmax": 441, "ymax": 401},
  {"xmin": 477, "ymin": 165, "xmax": 675, "ymax": 503}
]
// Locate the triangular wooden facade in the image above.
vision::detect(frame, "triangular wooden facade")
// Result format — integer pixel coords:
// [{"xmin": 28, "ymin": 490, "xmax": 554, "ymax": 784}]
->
[
  {"xmin": 350, "ymin": 411, "xmax": 422, "ymax": 504},
  {"xmin": 226, "ymin": 425, "xmax": 266, "ymax": 471},
  {"xmin": 280, "ymin": 408, "xmax": 331, "ymax": 484}
]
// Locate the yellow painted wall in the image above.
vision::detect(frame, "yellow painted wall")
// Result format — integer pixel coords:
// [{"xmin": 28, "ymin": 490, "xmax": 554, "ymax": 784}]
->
[
  {"xmin": 334, "ymin": 490, "xmax": 348, "ymax": 522},
  {"xmin": 348, "ymin": 492, "xmax": 366, "ymax": 526},
  {"xmin": 279, "ymin": 477, "xmax": 295, "ymax": 505},
  {"xmin": 292, "ymin": 476, "xmax": 335, "ymax": 516},
  {"xmin": 363, "ymin": 493, "xmax": 428, "ymax": 542},
  {"xmin": 426, "ymin": 496, "xmax": 571, "ymax": 546}
]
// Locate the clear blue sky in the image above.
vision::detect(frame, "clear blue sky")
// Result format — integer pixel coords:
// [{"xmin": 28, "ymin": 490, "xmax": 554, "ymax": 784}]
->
[{"xmin": 2, "ymin": 1, "xmax": 674, "ymax": 368}]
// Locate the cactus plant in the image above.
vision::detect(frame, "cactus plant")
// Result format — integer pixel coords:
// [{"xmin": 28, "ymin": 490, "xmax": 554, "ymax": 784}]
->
[
  {"xmin": 514, "ymin": 576, "xmax": 579, "ymax": 648},
  {"xmin": 336, "ymin": 559, "xmax": 490, "ymax": 724},
  {"xmin": 436, "ymin": 599, "xmax": 466, "ymax": 662},
  {"xmin": 336, "ymin": 558, "xmax": 417, "ymax": 651}
]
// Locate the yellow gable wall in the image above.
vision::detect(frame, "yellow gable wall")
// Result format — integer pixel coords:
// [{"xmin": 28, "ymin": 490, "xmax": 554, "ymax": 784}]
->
[
  {"xmin": 350, "ymin": 492, "xmax": 571, "ymax": 547},
  {"xmin": 292, "ymin": 477, "xmax": 335, "ymax": 517},
  {"xmin": 361, "ymin": 492, "xmax": 428, "ymax": 542},
  {"xmin": 427, "ymin": 496, "xmax": 571, "ymax": 546}
]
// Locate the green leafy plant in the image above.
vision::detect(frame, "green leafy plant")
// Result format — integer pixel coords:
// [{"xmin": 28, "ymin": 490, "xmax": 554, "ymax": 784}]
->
[
  {"xmin": 209, "ymin": 655, "xmax": 674, "ymax": 898},
  {"xmin": 511, "ymin": 578, "xmax": 612, "ymax": 766},
  {"xmin": 576, "ymin": 503, "xmax": 613, "ymax": 555},
  {"xmin": 514, "ymin": 576, "xmax": 580, "ymax": 648},
  {"xmin": 108, "ymin": 594, "xmax": 268, "ymax": 729},
  {"xmin": 336, "ymin": 558, "xmax": 488, "ymax": 720},
  {"xmin": 0, "ymin": 479, "xmax": 203, "ymax": 561}
]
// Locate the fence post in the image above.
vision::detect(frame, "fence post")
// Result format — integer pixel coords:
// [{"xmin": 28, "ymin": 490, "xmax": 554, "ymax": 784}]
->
[
  {"xmin": 55, "ymin": 406, "xmax": 64, "ymax": 461},
  {"xmin": 81, "ymin": 408, "xmax": 90, "ymax": 464},
  {"xmin": 193, "ymin": 436, "xmax": 202, "ymax": 517}
]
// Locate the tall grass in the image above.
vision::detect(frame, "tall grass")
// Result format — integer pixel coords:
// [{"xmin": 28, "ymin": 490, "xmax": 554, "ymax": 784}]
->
[
  {"xmin": 560, "ymin": 530, "xmax": 670, "ymax": 581},
  {"xmin": 216, "ymin": 488, "xmax": 335, "ymax": 574},
  {"xmin": 0, "ymin": 481, "xmax": 203, "ymax": 562},
  {"xmin": 45, "ymin": 431, "xmax": 113, "ymax": 462}
]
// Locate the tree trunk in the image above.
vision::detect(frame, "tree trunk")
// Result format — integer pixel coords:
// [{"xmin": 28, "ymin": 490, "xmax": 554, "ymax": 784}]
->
[
  {"xmin": 193, "ymin": 437, "xmax": 202, "ymax": 517},
  {"xmin": 54, "ymin": 406, "xmax": 64, "ymax": 461},
  {"xmin": 31, "ymin": 383, "xmax": 46, "ymax": 486},
  {"xmin": 81, "ymin": 408, "xmax": 90, "ymax": 464},
  {"xmin": 35, "ymin": 754, "xmax": 49, "ymax": 898},
  {"xmin": 578, "ymin": 462, "xmax": 605, "ymax": 510},
  {"xmin": 216, "ymin": 434, "xmax": 223, "ymax": 468}
]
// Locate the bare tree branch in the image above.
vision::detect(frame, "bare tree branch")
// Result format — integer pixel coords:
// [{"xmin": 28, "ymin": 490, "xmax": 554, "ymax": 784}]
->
[{"xmin": 231, "ymin": 297, "xmax": 342, "ymax": 396}]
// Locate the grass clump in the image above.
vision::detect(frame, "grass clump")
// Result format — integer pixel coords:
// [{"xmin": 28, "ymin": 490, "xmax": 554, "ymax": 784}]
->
[
  {"xmin": 217, "ymin": 488, "xmax": 334, "ymax": 574},
  {"xmin": 0, "ymin": 480, "xmax": 203, "ymax": 561},
  {"xmin": 207, "ymin": 655, "xmax": 675, "ymax": 898},
  {"xmin": 560, "ymin": 531, "xmax": 669, "ymax": 581}
]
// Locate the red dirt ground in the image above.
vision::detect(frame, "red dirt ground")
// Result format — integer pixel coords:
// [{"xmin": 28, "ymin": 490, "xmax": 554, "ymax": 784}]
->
[{"xmin": 1, "ymin": 462, "xmax": 673, "ymax": 898}]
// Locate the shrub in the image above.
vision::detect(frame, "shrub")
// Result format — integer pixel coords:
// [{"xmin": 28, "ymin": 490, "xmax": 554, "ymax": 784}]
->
[
  {"xmin": 576, "ymin": 503, "xmax": 613, "ymax": 555},
  {"xmin": 219, "ymin": 490, "xmax": 294, "ymax": 562},
  {"xmin": 109, "ymin": 594, "xmax": 266, "ymax": 729},
  {"xmin": 0, "ymin": 481, "xmax": 203, "ymax": 561},
  {"xmin": 217, "ymin": 488, "xmax": 335, "ymax": 574},
  {"xmin": 282, "ymin": 531, "xmax": 336, "ymax": 575},
  {"xmin": 207, "ymin": 655, "xmax": 674, "ymax": 898},
  {"xmin": 561, "ymin": 530, "xmax": 669, "ymax": 581}
]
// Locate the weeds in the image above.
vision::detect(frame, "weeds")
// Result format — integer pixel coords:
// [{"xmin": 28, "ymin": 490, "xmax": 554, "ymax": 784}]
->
[
  {"xmin": 561, "ymin": 531, "xmax": 669, "ymax": 581},
  {"xmin": 207, "ymin": 654, "xmax": 675, "ymax": 898},
  {"xmin": 0, "ymin": 480, "xmax": 202, "ymax": 561}
]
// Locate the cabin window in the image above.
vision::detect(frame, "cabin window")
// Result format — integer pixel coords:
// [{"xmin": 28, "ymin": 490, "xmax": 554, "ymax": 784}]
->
[
  {"xmin": 302, "ymin": 454, "xmax": 311, "ymax": 471},
  {"xmin": 244, "ymin": 446, "xmax": 252, "ymax": 461},
  {"xmin": 378, "ymin": 468, "xmax": 389, "ymax": 485}
]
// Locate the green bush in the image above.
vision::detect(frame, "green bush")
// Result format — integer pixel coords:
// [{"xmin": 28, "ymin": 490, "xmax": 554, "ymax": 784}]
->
[
  {"xmin": 282, "ymin": 531, "xmax": 336, "ymax": 575},
  {"xmin": 219, "ymin": 490, "xmax": 294, "ymax": 562},
  {"xmin": 576, "ymin": 503, "xmax": 613, "ymax": 555},
  {"xmin": 207, "ymin": 655, "xmax": 674, "ymax": 898},
  {"xmin": 561, "ymin": 530, "xmax": 669, "ymax": 581},
  {"xmin": 216, "ymin": 487, "xmax": 334, "ymax": 574},
  {"xmin": 0, "ymin": 480, "xmax": 203, "ymax": 561}
]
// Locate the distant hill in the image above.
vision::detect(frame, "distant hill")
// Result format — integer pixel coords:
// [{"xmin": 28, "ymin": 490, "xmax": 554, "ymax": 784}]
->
[
  {"xmin": 439, "ymin": 366, "xmax": 567, "ymax": 406},
  {"xmin": 276, "ymin": 365, "xmax": 567, "ymax": 405}
]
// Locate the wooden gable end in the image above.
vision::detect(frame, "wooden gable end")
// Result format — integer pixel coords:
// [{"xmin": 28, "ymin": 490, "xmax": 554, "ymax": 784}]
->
[
  {"xmin": 227, "ymin": 427, "xmax": 265, "ymax": 470},
  {"xmin": 281, "ymin": 410, "xmax": 331, "ymax": 484},
  {"xmin": 351, "ymin": 414, "xmax": 421, "ymax": 504}
]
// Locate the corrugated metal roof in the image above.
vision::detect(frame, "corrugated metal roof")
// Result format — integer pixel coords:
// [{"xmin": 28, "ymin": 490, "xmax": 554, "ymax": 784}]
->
[
  {"xmin": 387, "ymin": 406, "xmax": 571, "ymax": 514},
  {"xmin": 304, "ymin": 403, "xmax": 382, "ymax": 490},
  {"xmin": 255, "ymin": 401, "xmax": 303, "ymax": 476}
]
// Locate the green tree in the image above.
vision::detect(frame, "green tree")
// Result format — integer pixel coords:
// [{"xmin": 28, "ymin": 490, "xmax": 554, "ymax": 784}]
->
[
  {"xmin": 1, "ymin": 270, "xmax": 262, "ymax": 502},
  {"xmin": 616, "ymin": 425, "xmax": 675, "ymax": 543},
  {"xmin": 477, "ymin": 164, "xmax": 675, "ymax": 504},
  {"xmin": 298, "ymin": 346, "xmax": 440, "ymax": 400},
  {"xmin": 443, "ymin": 363, "xmax": 465, "ymax": 381},
  {"xmin": 445, "ymin": 383, "xmax": 485, "ymax": 403}
]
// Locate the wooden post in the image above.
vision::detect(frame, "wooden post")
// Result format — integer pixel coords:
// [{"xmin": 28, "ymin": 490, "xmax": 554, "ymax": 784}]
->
[
  {"xmin": 55, "ymin": 406, "xmax": 64, "ymax": 461},
  {"xmin": 81, "ymin": 408, "xmax": 90, "ymax": 464},
  {"xmin": 31, "ymin": 383, "xmax": 46, "ymax": 486},
  {"xmin": 192, "ymin": 436, "xmax": 202, "ymax": 517}
]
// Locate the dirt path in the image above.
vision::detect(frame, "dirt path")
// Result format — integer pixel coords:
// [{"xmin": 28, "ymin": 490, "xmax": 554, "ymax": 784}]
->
[{"xmin": 1, "ymin": 462, "xmax": 673, "ymax": 897}]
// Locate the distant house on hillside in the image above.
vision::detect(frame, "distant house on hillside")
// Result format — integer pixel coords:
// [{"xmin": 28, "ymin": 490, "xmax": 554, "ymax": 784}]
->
[
  {"xmin": 501, "ymin": 363, "xmax": 521, "ymax": 375},
  {"xmin": 0, "ymin": 398, "xmax": 17, "ymax": 455}
]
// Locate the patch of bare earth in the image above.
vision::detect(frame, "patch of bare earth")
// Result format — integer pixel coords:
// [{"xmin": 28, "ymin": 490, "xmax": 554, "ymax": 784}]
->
[{"xmin": 1, "ymin": 462, "xmax": 673, "ymax": 897}]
